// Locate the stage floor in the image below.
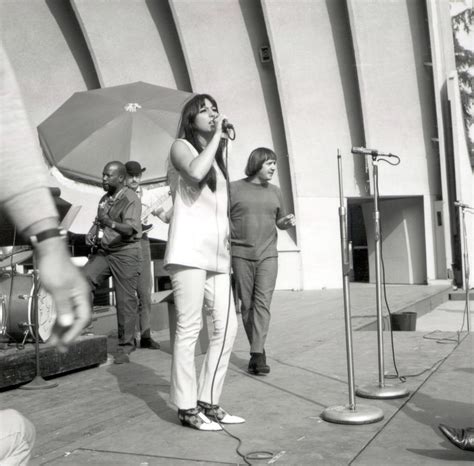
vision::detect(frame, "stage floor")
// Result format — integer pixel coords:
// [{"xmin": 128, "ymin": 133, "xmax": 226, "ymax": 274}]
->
[{"xmin": 0, "ymin": 283, "xmax": 472, "ymax": 465}]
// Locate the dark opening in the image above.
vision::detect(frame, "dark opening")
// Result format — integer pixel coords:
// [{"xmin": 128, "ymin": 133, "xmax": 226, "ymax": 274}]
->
[{"xmin": 348, "ymin": 203, "xmax": 369, "ymax": 282}]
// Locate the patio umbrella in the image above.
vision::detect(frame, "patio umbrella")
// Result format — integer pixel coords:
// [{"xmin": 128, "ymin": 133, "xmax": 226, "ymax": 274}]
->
[{"xmin": 37, "ymin": 81, "xmax": 194, "ymax": 186}]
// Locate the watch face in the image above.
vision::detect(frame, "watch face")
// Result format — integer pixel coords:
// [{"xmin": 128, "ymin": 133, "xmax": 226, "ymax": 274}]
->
[{"xmin": 37, "ymin": 286, "xmax": 56, "ymax": 341}]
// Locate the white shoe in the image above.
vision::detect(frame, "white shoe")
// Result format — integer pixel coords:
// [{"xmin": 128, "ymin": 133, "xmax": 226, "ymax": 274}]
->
[
  {"xmin": 178, "ymin": 409, "xmax": 223, "ymax": 431},
  {"xmin": 198, "ymin": 402, "xmax": 246, "ymax": 424},
  {"xmin": 219, "ymin": 412, "xmax": 246, "ymax": 424}
]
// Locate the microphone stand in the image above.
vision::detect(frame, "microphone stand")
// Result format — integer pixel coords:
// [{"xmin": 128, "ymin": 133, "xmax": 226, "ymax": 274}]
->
[
  {"xmin": 321, "ymin": 150, "xmax": 383, "ymax": 424},
  {"xmin": 356, "ymin": 154, "xmax": 409, "ymax": 400},
  {"xmin": 20, "ymin": 253, "xmax": 58, "ymax": 390},
  {"xmin": 458, "ymin": 202, "xmax": 473, "ymax": 332}
]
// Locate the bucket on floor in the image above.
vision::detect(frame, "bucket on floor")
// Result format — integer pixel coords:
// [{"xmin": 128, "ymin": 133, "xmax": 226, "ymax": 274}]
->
[{"xmin": 390, "ymin": 311, "xmax": 417, "ymax": 331}]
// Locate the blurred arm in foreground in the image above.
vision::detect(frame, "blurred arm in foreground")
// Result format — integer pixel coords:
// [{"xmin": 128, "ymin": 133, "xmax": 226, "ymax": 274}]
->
[{"xmin": 0, "ymin": 45, "xmax": 91, "ymax": 352}]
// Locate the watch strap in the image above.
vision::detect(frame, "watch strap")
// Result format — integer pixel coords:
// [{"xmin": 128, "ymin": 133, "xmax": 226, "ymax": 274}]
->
[{"xmin": 30, "ymin": 228, "xmax": 66, "ymax": 245}]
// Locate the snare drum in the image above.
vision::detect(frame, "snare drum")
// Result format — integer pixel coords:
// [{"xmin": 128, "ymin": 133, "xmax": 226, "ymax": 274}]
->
[{"xmin": 0, "ymin": 274, "xmax": 56, "ymax": 342}]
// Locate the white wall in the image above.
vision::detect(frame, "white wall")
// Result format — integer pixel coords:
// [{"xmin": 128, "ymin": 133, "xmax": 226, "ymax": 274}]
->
[
  {"xmin": 448, "ymin": 73, "xmax": 474, "ymax": 286},
  {"xmin": 71, "ymin": 0, "xmax": 190, "ymax": 90},
  {"xmin": 1, "ymin": 0, "xmax": 461, "ymax": 289},
  {"xmin": 363, "ymin": 197, "xmax": 427, "ymax": 284},
  {"xmin": 170, "ymin": 0, "xmax": 300, "ymax": 287},
  {"xmin": 347, "ymin": 0, "xmax": 440, "ymax": 196},
  {"xmin": 426, "ymin": 0, "xmax": 458, "ymax": 278},
  {"xmin": 1, "ymin": 1, "xmax": 91, "ymax": 126},
  {"xmin": 262, "ymin": 0, "xmax": 366, "ymax": 288}
]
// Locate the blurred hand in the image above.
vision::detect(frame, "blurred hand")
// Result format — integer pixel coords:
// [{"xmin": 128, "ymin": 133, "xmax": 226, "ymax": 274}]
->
[
  {"xmin": 277, "ymin": 213, "xmax": 296, "ymax": 230},
  {"xmin": 85, "ymin": 223, "xmax": 98, "ymax": 246},
  {"xmin": 213, "ymin": 114, "xmax": 226, "ymax": 136},
  {"xmin": 152, "ymin": 206, "xmax": 173, "ymax": 224},
  {"xmin": 85, "ymin": 232, "xmax": 95, "ymax": 246},
  {"xmin": 151, "ymin": 206, "xmax": 164, "ymax": 217},
  {"xmin": 34, "ymin": 237, "xmax": 91, "ymax": 352},
  {"xmin": 97, "ymin": 209, "xmax": 111, "ymax": 228}
]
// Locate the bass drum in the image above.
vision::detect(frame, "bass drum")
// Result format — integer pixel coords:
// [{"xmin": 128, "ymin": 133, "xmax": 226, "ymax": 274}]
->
[{"xmin": 0, "ymin": 274, "xmax": 56, "ymax": 342}]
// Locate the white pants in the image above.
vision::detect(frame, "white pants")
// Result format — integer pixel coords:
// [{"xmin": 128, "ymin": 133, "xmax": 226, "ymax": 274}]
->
[
  {"xmin": 0, "ymin": 409, "xmax": 36, "ymax": 466},
  {"xmin": 169, "ymin": 266, "xmax": 238, "ymax": 409}
]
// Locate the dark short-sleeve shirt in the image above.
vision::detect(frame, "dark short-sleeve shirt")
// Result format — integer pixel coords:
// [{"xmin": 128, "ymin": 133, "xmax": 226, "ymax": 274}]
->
[
  {"xmin": 230, "ymin": 179, "xmax": 286, "ymax": 260},
  {"xmin": 99, "ymin": 187, "xmax": 142, "ymax": 251}
]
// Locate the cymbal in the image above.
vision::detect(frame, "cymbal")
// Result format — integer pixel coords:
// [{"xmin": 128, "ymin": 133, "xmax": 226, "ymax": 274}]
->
[{"xmin": 0, "ymin": 249, "xmax": 33, "ymax": 268}]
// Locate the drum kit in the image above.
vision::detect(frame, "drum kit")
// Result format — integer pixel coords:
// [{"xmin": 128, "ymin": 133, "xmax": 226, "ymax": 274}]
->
[
  {"xmin": 0, "ymin": 246, "xmax": 56, "ymax": 347},
  {"xmin": 0, "ymin": 190, "xmax": 80, "ymax": 349},
  {"xmin": 0, "ymin": 189, "xmax": 81, "ymax": 390}
]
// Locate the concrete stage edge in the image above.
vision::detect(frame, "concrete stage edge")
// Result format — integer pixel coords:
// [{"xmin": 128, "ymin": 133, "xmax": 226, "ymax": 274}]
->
[{"xmin": 0, "ymin": 284, "xmax": 472, "ymax": 465}]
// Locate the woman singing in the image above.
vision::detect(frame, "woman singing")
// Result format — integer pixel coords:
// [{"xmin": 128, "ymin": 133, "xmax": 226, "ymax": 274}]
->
[{"xmin": 164, "ymin": 94, "xmax": 244, "ymax": 431}]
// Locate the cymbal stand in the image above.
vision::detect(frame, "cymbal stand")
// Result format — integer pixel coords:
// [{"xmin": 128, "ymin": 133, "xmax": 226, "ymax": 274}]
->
[
  {"xmin": 20, "ymin": 253, "xmax": 57, "ymax": 390},
  {"xmin": 356, "ymin": 154, "xmax": 409, "ymax": 400},
  {"xmin": 321, "ymin": 150, "xmax": 384, "ymax": 424}
]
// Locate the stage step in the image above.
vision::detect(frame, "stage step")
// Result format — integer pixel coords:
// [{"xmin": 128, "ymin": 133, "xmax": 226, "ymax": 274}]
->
[
  {"xmin": 357, "ymin": 285, "xmax": 451, "ymax": 331},
  {"xmin": 0, "ymin": 335, "xmax": 107, "ymax": 390},
  {"xmin": 449, "ymin": 290, "xmax": 474, "ymax": 301}
]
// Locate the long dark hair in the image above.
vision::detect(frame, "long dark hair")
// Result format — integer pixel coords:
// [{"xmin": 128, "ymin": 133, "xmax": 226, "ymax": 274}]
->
[{"xmin": 178, "ymin": 94, "xmax": 228, "ymax": 192}]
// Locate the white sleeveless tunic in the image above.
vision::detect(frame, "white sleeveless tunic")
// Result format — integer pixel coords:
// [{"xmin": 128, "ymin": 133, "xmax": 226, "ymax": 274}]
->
[{"xmin": 164, "ymin": 139, "xmax": 230, "ymax": 273}]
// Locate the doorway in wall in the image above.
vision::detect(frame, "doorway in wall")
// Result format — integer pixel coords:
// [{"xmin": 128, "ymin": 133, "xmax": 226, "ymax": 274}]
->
[
  {"xmin": 348, "ymin": 202, "xmax": 369, "ymax": 282},
  {"xmin": 348, "ymin": 196, "xmax": 428, "ymax": 285}
]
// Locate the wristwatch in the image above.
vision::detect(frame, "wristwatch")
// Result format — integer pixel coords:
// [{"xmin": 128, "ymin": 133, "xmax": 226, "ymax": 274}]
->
[{"xmin": 29, "ymin": 227, "xmax": 67, "ymax": 245}]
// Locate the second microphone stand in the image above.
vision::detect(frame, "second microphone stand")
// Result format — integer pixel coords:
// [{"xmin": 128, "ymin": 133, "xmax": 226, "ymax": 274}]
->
[
  {"xmin": 458, "ymin": 202, "xmax": 473, "ymax": 332},
  {"xmin": 321, "ymin": 150, "xmax": 383, "ymax": 424},
  {"xmin": 356, "ymin": 155, "xmax": 409, "ymax": 400}
]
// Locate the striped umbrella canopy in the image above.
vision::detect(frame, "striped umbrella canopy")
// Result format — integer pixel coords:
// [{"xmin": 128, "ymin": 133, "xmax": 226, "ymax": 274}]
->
[{"xmin": 38, "ymin": 81, "xmax": 193, "ymax": 186}]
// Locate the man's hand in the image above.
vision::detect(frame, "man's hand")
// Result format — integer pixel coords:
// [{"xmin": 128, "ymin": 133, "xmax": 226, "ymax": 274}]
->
[
  {"xmin": 152, "ymin": 206, "xmax": 173, "ymax": 224},
  {"xmin": 277, "ymin": 213, "xmax": 296, "ymax": 230},
  {"xmin": 85, "ymin": 223, "xmax": 98, "ymax": 246},
  {"xmin": 34, "ymin": 237, "xmax": 91, "ymax": 352},
  {"xmin": 85, "ymin": 232, "xmax": 95, "ymax": 246},
  {"xmin": 97, "ymin": 208, "xmax": 111, "ymax": 228}
]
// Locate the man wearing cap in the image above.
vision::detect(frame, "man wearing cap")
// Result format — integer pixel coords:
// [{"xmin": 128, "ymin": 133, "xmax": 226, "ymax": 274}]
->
[
  {"xmin": 125, "ymin": 161, "xmax": 170, "ymax": 350},
  {"xmin": 84, "ymin": 161, "xmax": 142, "ymax": 364}
]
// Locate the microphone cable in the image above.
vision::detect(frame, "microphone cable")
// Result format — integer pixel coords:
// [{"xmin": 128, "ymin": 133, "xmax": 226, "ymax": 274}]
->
[
  {"xmin": 376, "ymin": 154, "xmax": 401, "ymax": 166},
  {"xmin": 207, "ymin": 135, "xmax": 274, "ymax": 465},
  {"xmin": 223, "ymin": 121, "xmax": 236, "ymax": 141},
  {"xmin": 375, "ymin": 172, "xmax": 467, "ymax": 382}
]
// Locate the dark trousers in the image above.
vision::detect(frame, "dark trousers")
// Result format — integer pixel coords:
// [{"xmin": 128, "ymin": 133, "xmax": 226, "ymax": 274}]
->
[
  {"xmin": 136, "ymin": 238, "xmax": 152, "ymax": 339},
  {"xmin": 83, "ymin": 247, "xmax": 141, "ymax": 348},
  {"xmin": 232, "ymin": 256, "xmax": 278, "ymax": 353}
]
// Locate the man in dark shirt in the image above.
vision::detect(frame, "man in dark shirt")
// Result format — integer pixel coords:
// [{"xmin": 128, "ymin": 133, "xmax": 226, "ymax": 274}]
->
[
  {"xmin": 125, "ymin": 160, "xmax": 163, "ymax": 350},
  {"xmin": 230, "ymin": 148, "xmax": 295, "ymax": 375},
  {"xmin": 84, "ymin": 161, "xmax": 142, "ymax": 364}
]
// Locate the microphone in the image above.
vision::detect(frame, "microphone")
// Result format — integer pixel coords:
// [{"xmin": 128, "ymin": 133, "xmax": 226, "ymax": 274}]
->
[
  {"xmin": 351, "ymin": 147, "xmax": 397, "ymax": 157},
  {"xmin": 454, "ymin": 200, "xmax": 472, "ymax": 209},
  {"xmin": 222, "ymin": 119, "xmax": 234, "ymax": 132}
]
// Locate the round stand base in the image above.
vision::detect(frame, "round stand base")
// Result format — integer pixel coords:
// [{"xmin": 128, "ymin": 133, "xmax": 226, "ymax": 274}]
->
[
  {"xmin": 19, "ymin": 376, "xmax": 58, "ymax": 390},
  {"xmin": 356, "ymin": 384, "xmax": 409, "ymax": 399},
  {"xmin": 321, "ymin": 404, "xmax": 384, "ymax": 425}
]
